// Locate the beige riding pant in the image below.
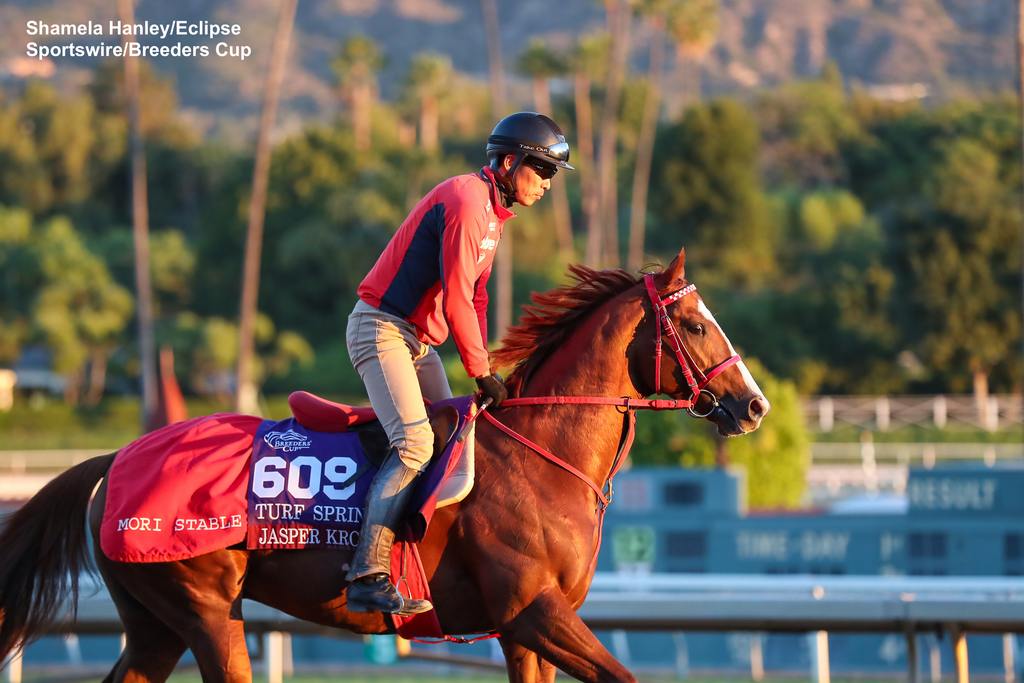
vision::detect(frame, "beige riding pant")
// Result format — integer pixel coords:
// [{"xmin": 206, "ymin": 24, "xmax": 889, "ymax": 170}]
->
[{"xmin": 346, "ymin": 300, "xmax": 453, "ymax": 471}]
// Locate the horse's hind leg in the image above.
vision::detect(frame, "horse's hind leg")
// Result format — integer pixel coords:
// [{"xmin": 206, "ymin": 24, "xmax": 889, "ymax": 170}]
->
[
  {"xmin": 498, "ymin": 587, "xmax": 635, "ymax": 683},
  {"xmin": 499, "ymin": 638, "xmax": 557, "ymax": 683},
  {"xmin": 98, "ymin": 565, "xmax": 186, "ymax": 682},
  {"xmin": 99, "ymin": 551, "xmax": 252, "ymax": 683}
]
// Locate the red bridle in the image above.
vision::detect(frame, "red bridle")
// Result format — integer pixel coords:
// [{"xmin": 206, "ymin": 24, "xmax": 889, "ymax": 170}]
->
[
  {"xmin": 465, "ymin": 273, "xmax": 744, "ymax": 555},
  {"xmin": 431, "ymin": 274, "xmax": 745, "ymax": 644},
  {"xmin": 642, "ymin": 274, "xmax": 741, "ymax": 417}
]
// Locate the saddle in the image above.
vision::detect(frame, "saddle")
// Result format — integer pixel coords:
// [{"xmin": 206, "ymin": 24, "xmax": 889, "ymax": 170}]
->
[{"xmin": 287, "ymin": 391, "xmax": 477, "ymax": 509}]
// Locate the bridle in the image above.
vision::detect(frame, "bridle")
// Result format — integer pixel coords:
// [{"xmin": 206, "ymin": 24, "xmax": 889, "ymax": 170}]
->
[
  {"xmin": 642, "ymin": 274, "xmax": 741, "ymax": 418},
  {"xmin": 433, "ymin": 271, "xmax": 746, "ymax": 645},
  {"xmin": 463, "ymin": 271, "xmax": 746, "ymax": 579}
]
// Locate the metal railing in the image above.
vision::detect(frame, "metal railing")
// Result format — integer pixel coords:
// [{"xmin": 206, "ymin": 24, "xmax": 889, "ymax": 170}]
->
[
  {"xmin": 0, "ymin": 449, "xmax": 110, "ymax": 474},
  {"xmin": 805, "ymin": 440, "xmax": 1024, "ymax": 501},
  {"xmin": 805, "ymin": 394, "xmax": 1024, "ymax": 432},
  {"xmin": 3, "ymin": 441, "xmax": 1022, "ymax": 503},
  {"xmin": 3, "ymin": 573, "xmax": 1022, "ymax": 683}
]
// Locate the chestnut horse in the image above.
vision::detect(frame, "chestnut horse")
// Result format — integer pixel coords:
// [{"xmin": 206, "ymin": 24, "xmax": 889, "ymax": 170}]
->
[{"xmin": 0, "ymin": 250, "xmax": 768, "ymax": 683}]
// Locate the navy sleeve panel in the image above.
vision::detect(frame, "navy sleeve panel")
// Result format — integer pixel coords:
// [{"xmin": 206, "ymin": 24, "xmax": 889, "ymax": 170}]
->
[
  {"xmin": 474, "ymin": 267, "xmax": 491, "ymax": 347},
  {"xmin": 378, "ymin": 203, "xmax": 445, "ymax": 318}
]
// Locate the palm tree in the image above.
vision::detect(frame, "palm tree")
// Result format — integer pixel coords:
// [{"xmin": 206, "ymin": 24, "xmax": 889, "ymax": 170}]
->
[
  {"xmin": 481, "ymin": 0, "xmax": 506, "ymax": 118},
  {"xmin": 516, "ymin": 39, "xmax": 574, "ymax": 261},
  {"xmin": 405, "ymin": 53, "xmax": 452, "ymax": 153},
  {"xmin": 571, "ymin": 33, "xmax": 610, "ymax": 267},
  {"xmin": 236, "ymin": 0, "xmax": 297, "ymax": 414},
  {"xmin": 117, "ymin": 0, "xmax": 156, "ymax": 426},
  {"xmin": 596, "ymin": 0, "xmax": 635, "ymax": 266},
  {"xmin": 480, "ymin": 0, "xmax": 513, "ymax": 341},
  {"xmin": 1017, "ymin": 0, "xmax": 1024, "ymax": 363},
  {"xmin": 331, "ymin": 35, "xmax": 384, "ymax": 151},
  {"xmin": 627, "ymin": 0, "xmax": 718, "ymax": 270}
]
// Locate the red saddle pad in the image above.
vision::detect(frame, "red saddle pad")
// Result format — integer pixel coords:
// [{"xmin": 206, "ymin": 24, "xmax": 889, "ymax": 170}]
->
[{"xmin": 100, "ymin": 413, "xmax": 262, "ymax": 562}]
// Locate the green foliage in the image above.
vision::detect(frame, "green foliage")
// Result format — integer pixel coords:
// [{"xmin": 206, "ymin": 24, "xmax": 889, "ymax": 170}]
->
[
  {"xmin": 405, "ymin": 53, "xmax": 453, "ymax": 96},
  {"xmin": 630, "ymin": 359, "xmax": 809, "ymax": 508},
  {"xmin": 888, "ymin": 125, "xmax": 1023, "ymax": 392},
  {"xmin": 570, "ymin": 32, "xmax": 611, "ymax": 80},
  {"xmin": 0, "ymin": 81, "xmax": 123, "ymax": 217},
  {"xmin": 95, "ymin": 228, "xmax": 196, "ymax": 315},
  {"xmin": 665, "ymin": 0, "xmax": 719, "ymax": 57},
  {"xmin": 0, "ymin": 55, "xmax": 1019, "ymax": 407},
  {"xmin": 27, "ymin": 216, "xmax": 133, "ymax": 401},
  {"xmin": 0, "ymin": 206, "xmax": 36, "ymax": 364},
  {"xmin": 757, "ymin": 64, "xmax": 862, "ymax": 186},
  {"xmin": 331, "ymin": 35, "xmax": 385, "ymax": 90},
  {"xmin": 797, "ymin": 189, "xmax": 865, "ymax": 251},
  {"xmin": 160, "ymin": 312, "xmax": 312, "ymax": 399},
  {"xmin": 650, "ymin": 99, "xmax": 778, "ymax": 287},
  {"xmin": 516, "ymin": 39, "xmax": 568, "ymax": 79}
]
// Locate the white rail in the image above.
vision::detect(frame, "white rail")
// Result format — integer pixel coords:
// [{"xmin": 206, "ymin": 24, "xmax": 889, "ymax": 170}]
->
[
  {"xmin": 3, "ymin": 574, "xmax": 1022, "ymax": 683},
  {"xmin": 806, "ymin": 395, "xmax": 1023, "ymax": 432}
]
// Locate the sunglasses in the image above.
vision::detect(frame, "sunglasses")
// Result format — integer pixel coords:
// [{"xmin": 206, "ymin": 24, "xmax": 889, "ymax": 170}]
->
[{"xmin": 523, "ymin": 158, "xmax": 559, "ymax": 180}]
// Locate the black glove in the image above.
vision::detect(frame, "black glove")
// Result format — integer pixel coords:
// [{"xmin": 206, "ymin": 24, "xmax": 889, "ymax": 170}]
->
[{"xmin": 475, "ymin": 372, "xmax": 508, "ymax": 408}]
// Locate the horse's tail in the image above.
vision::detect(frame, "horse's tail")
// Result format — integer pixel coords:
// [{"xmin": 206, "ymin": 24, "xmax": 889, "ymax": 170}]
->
[{"xmin": 0, "ymin": 453, "xmax": 115, "ymax": 661}]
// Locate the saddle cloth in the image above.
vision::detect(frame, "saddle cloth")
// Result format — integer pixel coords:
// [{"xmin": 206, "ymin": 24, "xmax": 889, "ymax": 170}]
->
[{"xmin": 99, "ymin": 394, "xmax": 479, "ymax": 638}]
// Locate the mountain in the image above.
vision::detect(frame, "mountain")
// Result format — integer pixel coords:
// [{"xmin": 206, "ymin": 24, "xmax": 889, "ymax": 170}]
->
[{"xmin": 0, "ymin": 0, "xmax": 1015, "ymax": 136}]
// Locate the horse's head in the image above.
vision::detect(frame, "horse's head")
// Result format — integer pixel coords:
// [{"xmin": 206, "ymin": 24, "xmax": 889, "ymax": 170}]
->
[{"xmin": 629, "ymin": 248, "xmax": 769, "ymax": 436}]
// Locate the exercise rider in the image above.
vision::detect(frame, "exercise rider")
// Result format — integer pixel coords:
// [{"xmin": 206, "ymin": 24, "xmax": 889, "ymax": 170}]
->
[{"xmin": 344, "ymin": 112, "xmax": 575, "ymax": 615}]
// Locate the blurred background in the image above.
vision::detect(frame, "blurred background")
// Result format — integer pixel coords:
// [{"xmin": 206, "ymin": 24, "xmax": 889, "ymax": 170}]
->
[{"xmin": 0, "ymin": 0, "xmax": 1021, "ymax": 680}]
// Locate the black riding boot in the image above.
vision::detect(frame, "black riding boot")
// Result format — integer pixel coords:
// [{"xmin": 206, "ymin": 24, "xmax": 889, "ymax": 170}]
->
[{"xmin": 345, "ymin": 449, "xmax": 433, "ymax": 616}]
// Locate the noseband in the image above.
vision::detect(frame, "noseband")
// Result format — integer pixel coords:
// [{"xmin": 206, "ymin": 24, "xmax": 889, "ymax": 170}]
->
[
  {"xmin": 474, "ymin": 273, "xmax": 746, "ymax": 526},
  {"xmin": 643, "ymin": 274, "xmax": 740, "ymax": 418}
]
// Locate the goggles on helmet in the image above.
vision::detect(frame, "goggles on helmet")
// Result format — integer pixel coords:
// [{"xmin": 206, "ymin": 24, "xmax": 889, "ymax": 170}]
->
[{"xmin": 545, "ymin": 141, "xmax": 570, "ymax": 163}]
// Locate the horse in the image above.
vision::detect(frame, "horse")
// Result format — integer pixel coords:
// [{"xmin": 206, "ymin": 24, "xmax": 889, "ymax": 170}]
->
[{"xmin": 0, "ymin": 248, "xmax": 768, "ymax": 683}]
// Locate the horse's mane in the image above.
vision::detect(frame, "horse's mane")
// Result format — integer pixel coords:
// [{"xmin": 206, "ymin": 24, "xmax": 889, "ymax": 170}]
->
[{"xmin": 491, "ymin": 264, "xmax": 641, "ymax": 394}]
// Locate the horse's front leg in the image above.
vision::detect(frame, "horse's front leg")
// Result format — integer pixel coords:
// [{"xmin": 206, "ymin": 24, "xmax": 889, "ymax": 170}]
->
[
  {"xmin": 497, "ymin": 586, "xmax": 635, "ymax": 683},
  {"xmin": 499, "ymin": 637, "xmax": 557, "ymax": 683}
]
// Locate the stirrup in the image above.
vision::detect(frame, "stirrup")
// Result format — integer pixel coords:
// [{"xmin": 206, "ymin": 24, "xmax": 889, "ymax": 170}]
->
[{"xmin": 347, "ymin": 574, "xmax": 433, "ymax": 616}]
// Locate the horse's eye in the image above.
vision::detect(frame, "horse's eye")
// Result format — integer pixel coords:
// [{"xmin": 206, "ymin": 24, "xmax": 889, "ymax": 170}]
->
[{"xmin": 689, "ymin": 323, "xmax": 705, "ymax": 336}]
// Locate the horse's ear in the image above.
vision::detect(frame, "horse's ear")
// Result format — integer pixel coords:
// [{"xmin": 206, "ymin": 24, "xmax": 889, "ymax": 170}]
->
[{"xmin": 657, "ymin": 248, "xmax": 686, "ymax": 288}]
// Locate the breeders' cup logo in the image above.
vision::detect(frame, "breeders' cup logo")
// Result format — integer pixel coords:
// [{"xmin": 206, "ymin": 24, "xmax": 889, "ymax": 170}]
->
[{"xmin": 263, "ymin": 429, "xmax": 312, "ymax": 452}]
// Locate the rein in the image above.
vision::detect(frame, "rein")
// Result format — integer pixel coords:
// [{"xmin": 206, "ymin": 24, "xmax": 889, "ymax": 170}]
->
[
  {"xmin": 420, "ymin": 273, "xmax": 743, "ymax": 645},
  {"xmin": 483, "ymin": 273, "xmax": 742, "ymax": 510}
]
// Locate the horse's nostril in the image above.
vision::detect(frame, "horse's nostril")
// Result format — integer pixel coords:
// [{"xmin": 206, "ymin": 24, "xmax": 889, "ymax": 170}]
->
[{"xmin": 748, "ymin": 396, "xmax": 769, "ymax": 421}]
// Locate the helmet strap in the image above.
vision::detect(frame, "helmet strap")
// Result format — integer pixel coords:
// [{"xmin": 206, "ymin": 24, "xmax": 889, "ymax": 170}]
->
[{"xmin": 490, "ymin": 153, "xmax": 523, "ymax": 207}]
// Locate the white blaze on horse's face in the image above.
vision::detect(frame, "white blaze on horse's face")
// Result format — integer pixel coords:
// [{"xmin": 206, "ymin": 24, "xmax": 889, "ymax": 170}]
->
[{"xmin": 694, "ymin": 297, "xmax": 770, "ymax": 434}]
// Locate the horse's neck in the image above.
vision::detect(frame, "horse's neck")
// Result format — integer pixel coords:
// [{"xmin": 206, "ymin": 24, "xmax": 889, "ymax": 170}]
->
[{"xmin": 510, "ymin": 302, "xmax": 643, "ymax": 487}]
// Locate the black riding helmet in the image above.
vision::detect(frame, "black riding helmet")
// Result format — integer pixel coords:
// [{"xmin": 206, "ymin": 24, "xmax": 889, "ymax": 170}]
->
[{"xmin": 486, "ymin": 112, "xmax": 574, "ymax": 206}]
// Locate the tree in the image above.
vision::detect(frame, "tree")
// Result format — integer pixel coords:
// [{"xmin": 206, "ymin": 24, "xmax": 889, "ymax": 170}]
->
[
  {"xmin": 627, "ymin": 0, "xmax": 718, "ymax": 270},
  {"xmin": 756, "ymin": 64, "xmax": 861, "ymax": 188},
  {"xmin": 480, "ymin": 0, "xmax": 514, "ymax": 342},
  {"xmin": 118, "ymin": 0, "xmax": 158, "ymax": 424},
  {"xmin": 236, "ymin": 0, "xmax": 298, "ymax": 414},
  {"xmin": 405, "ymin": 53, "xmax": 453, "ymax": 153},
  {"xmin": 31, "ymin": 217, "xmax": 133, "ymax": 405},
  {"xmin": 595, "ymin": 0, "xmax": 635, "ymax": 266},
  {"xmin": 167, "ymin": 312, "xmax": 311, "ymax": 402},
  {"xmin": 650, "ymin": 99, "xmax": 777, "ymax": 287},
  {"xmin": 895, "ymin": 138, "xmax": 1022, "ymax": 399},
  {"xmin": 95, "ymin": 228, "xmax": 196, "ymax": 317},
  {"xmin": 570, "ymin": 33, "xmax": 610, "ymax": 266},
  {"xmin": 331, "ymin": 35, "xmax": 384, "ymax": 151},
  {"xmin": 0, "ymin": 207, "xmax": 36, "ymax": 367},
  {"xmin": 0, "ymin": 80, "xmax": 126, "ymax": 222},
  {"xmin": 516, "ymin": 39, "xmax": 574, "ymax": 261}
]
